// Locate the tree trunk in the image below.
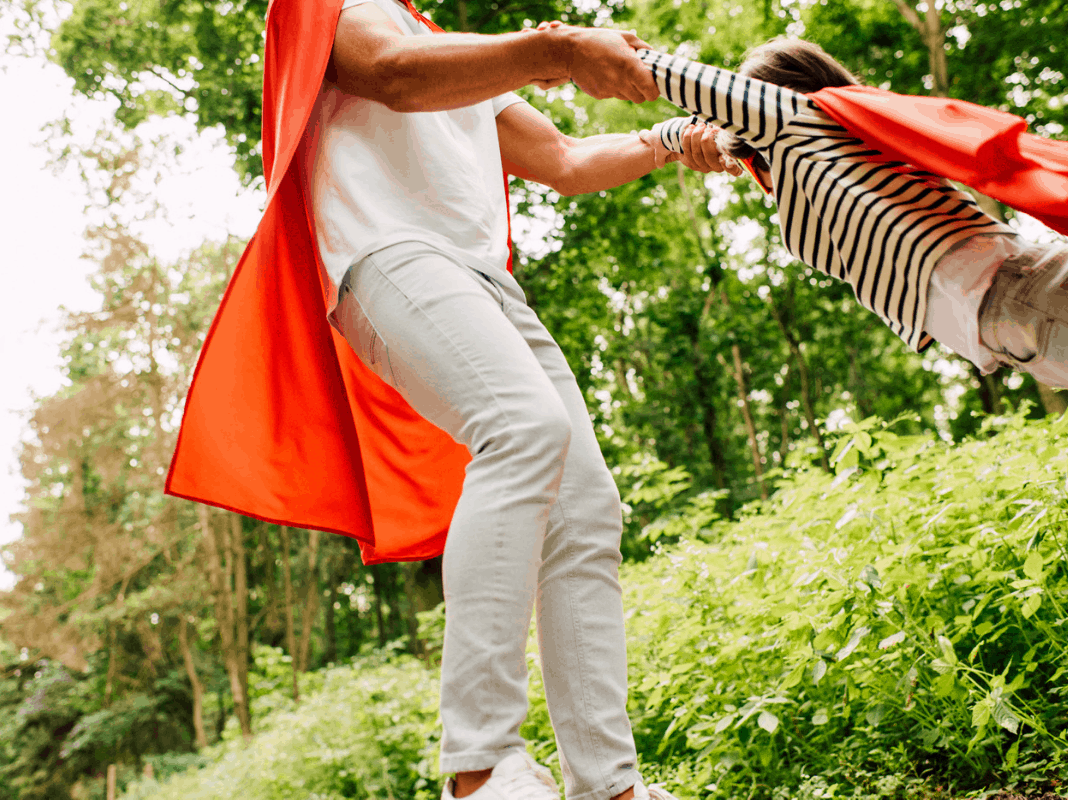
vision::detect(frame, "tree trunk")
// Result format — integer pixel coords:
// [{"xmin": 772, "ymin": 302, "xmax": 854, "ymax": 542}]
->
[
  {"xmin": 199, "ymin": 505, "xmax": 252, "ymax": 739},
  {"xmin": 686, "ymin": 318, "xmax": 729, "ymax": 486},
  {"xmin": 400, "ymin": 563, "xmax": 425, "ymax": 658},
  {"xmin": 769, "ymin": 299, "xmax": 830, "ymax": 471},
  {"xmin": 297, "ymin": 529, "xmax": 321, "ymax": 673},
  {"xmin": 323, "ymin": 575, "xmax": 338, "ymax": 665},
  {"xmin": 230, "ymin": 514, "xmax": 249, "ymax": 724},
  {"xmin": 178, "ymin": 616, "xmax": 209, "ymax": 749},
  {"xmin": 280, "ymin": 526, "xmax": 300, "ymax": 703},
  {"xmin": 104, "ymin": 623, "xmax": 118, "ymax": 706},
  {"xmin": 259, "ymin": 524, "xmax": 282, "ymax": 642},
  {"xmin": 371, "ymin": 563, "xmax": 388, "ymax": 647},
  {"xmin": 779, "ymin": 403, "xmax": 790, "ymax": 466},
  {"xmin": 727, "ymin": 344, "xmax": 767, "ymax": 499},
  {"xmin": 975, "ymin": 365, "xmax": 1004, "ymax": 415},
  {"xmin": 892, "ymin": 0, "xmax": 948, "ymax": 96},
  {"xmin": 1035, "ymin": 379, "xmax": 1068, "ymax": 417},
  {"xmin": 847, "ymin": 346, "xmax": 874, "ymax": 418}
]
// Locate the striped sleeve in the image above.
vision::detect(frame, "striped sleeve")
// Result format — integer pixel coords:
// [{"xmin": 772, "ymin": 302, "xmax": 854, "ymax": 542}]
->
[
  {"xmin": 638, "ymin": 49, "xmax": 800, "ymax": 150},
  {"xmin": 655, "ymin": 115, "xmax": 700, "ymax": 154}
]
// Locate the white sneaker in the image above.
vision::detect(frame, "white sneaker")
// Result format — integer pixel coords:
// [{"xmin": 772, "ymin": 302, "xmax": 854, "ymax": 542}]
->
[
  {"xmin": 633, "ymin": 780, "xmax": 679, "ymax": 800},
  {"xmin": 442, "ymin": 749, "xmax": 560, "ymax": 800}
]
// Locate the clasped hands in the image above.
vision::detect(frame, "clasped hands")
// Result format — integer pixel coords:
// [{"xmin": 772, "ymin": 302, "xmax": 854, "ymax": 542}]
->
[{"xmin": 520, "ymin": 20, "xmax": 742, "ymax": 177}]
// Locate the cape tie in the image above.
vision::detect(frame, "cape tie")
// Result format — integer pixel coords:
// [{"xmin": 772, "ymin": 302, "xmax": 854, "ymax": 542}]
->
[{"xmin": 397, "ymin": 0, "xmax": 444, "ymax": 33}]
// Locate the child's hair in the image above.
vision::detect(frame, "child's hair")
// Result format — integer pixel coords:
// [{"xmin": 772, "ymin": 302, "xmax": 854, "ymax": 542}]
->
[{"xmin": 718, "ymin": 38, "xmax": 859, "ymax": 173}]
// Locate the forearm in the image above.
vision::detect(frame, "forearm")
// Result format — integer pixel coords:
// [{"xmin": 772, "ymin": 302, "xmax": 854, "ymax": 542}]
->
[
  {"xmin": 556, "ymin": 132, "xmax": 657, "ymax": 196},
  {"xmin": 336, "ymin": 26, "xmax": 571, "ymax": 112}
]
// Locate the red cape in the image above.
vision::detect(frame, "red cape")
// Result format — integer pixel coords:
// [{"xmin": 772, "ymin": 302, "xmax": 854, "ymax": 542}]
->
[
  {"xmin": 811, "ymin": 85, "xmax": 1068, "ymax": 237},
  {"xmin": 166, "ymin": 0, "xmax": 495, "ymax": 564}
]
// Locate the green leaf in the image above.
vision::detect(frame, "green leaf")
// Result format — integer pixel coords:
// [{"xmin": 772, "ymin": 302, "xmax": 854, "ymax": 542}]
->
[
  {"xmin": 992, "ymin": 700, "xmax": 1020, "ymax": 734},
  {"xmin": 714, "ymin": 713, "xmax": 737, "ymax": 734},
  {"xmin": 781, "ymin": 662, "xmax": 806, "ymax": 690},
  {"xmin": 865, "ymin": 704, "xmax": 886, "ymax": 728},
  {"xmin": 757, "ymin": 711, "xmax": 779, "ymax": 734},
  {"xmin": 1023, "ymin": 550, "xmax": 1045, "ymax": 582},
  {"xmin": 1022, "ymin": 593, "xmax": 1042, "ymax": 619},
  {"xmin": 811, "ymin": 708, "xmax": 830, "ymax": 726},
  {"xmin": 813, "ymin": 660, "xmax": 828, "ymax": 685},
  {"xmin": 878, "ymin": 631, "xmax": 906, "ymax": 650},
  {"xmin": 938, "ymin": 635, "xmax": 958, "ymax": 666},
  {"xmin": 934, "ymin": 672, "xmax": 956, "ymax": 697},
  {"xmin": 1005, "ymin": 740, "xmax": 1020, "ymax": 769},
  {"xmin": 836, "ymin": 626, "xmax": 870, "ymax": 661}
]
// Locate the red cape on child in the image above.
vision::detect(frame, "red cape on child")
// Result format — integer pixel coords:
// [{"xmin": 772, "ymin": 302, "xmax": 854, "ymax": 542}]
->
[
  {"xmin": 165, "ymin": 0, "xmax": 500, "ymax": 564},
  {"xmin": 811, "ymin": 85, "xmax": 1068, "ymax": 237}
]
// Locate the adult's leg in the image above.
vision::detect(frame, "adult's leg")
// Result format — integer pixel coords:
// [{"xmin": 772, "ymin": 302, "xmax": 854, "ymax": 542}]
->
[
  {"xmin": 487, "ymin": 270, "xmax": 640, "ymax": 800},
  {"xmin": 335, "ymin": 243, "xmax": 642, "ymax": 800},
  {"xmin": 334, "ymin": 242, "xmax": 571, "ymax": 775}
]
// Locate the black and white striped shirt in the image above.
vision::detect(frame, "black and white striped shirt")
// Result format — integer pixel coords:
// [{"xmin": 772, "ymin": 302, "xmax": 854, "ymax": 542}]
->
[{"xmin": 639, "ymin": 49, "xmax": 1016, "ymax": 352}]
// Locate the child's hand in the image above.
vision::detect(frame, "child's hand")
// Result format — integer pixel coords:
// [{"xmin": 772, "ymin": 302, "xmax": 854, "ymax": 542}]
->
[{"xmin": 678, "ymin": 121, "xmax": 743, "ymax": 176}]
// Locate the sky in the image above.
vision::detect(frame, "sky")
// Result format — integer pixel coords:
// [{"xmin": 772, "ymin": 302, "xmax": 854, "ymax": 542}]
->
[{"xmin": 0, "ymin": 24, "xmax": 263, "ymax": 590}]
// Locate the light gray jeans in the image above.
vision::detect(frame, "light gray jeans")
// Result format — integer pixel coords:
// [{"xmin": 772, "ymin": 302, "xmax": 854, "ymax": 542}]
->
[
  {"xmin": 333, "ymin": 241, "xmax": 640, "ymax": 800},
  {"xmin": 978, "ymin": 241, "xmax": 1068, "ymax": 389}
]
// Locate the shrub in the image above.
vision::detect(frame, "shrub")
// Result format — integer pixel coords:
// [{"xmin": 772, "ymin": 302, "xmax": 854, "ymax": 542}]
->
[
  {"xmin": 120, "ymin": 652, "xmax": 441, "ymax": 800},
  {"xmin": 622, "ymin": 408, "xmax": 1068, "ymax": 798}
]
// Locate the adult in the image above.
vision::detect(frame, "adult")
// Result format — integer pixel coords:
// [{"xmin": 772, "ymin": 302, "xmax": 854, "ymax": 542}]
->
[
  {"xmin": 641, "ymin": 39, "xmax": 1068, "ymax": 387},
  {"xmin": 167, "ymin": 1, "xmax": 737, "ymax": 799}
]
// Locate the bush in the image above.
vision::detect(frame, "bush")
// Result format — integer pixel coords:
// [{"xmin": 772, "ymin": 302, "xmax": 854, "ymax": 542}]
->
[
  {"xmin": 622, "ymin": 408, "xmax": 1068, "ymax": 798},
  {"xmin": 120, "ymin": 652, "xmax": 441, "ymax": 800}
]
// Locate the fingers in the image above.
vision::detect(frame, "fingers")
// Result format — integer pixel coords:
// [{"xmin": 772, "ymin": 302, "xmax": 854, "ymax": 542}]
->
[
  {"xmin": 678, "ymin": 123, "xmax": 744, "ymax": 175},
  {"xmin": 621, "ymin": 30, "xmax": 654, "ymax": 52}
]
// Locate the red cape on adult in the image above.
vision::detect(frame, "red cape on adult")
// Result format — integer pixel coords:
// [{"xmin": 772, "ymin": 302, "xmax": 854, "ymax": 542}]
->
[
  {"xmin": 165, "ymin": 0, "xmax": 494, "ymax": 564},
  {"xmin": 811, "ymin": 85, "xmax": 1068, "ymax": 238}
]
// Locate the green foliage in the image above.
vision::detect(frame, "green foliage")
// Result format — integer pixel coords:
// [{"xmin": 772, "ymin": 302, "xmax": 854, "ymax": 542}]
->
[
  {"xmin": 245, "ymin": 645, "xmax": 326, "ymax": 722},
  {"xmin": 622, "ymin": 408, "xmax": 1068, "ymax": 798},
  {"xmin": 116, "ymin": 411, "xmax": 1068, "ymax": 800},
  {"xmin": 119, "ymin": 653, "xmax": 442, "ymax": 800}
]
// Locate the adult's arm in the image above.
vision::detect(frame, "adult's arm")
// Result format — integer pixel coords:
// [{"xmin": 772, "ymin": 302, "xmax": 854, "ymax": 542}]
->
[
  {"xmin": 329, "ymin": 4, "xmax": 660, "ymax": 112},
  {"xmin": 497, "ymin": 102, "xmax": 739, "ymax": 197}
]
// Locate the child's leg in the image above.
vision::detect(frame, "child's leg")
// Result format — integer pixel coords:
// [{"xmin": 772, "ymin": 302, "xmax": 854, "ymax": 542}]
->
[
  {"xmin": 923, "ymin": 234, "xmax": 1014, "ymax": 373},
  {"xmin": 924, "ymin": 234, "xmax": 1068, "ymax": 389},
  {"xmin": 978, "ymin": 242, "xmax": 1068, "ymax": 388}
]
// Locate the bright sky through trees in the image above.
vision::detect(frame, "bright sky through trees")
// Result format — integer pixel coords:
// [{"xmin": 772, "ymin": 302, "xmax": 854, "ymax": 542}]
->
[{"xmin": 0, "ymin": 26, "xmax": 262, "ymax": 589}]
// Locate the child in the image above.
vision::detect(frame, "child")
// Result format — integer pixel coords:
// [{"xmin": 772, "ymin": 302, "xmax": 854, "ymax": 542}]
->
[{"xmin": 640, "ymin": 39, "xmax": 1068, "ymax": 388}]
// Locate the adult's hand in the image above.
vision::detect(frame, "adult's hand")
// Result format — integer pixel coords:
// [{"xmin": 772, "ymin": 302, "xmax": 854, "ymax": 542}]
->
[{"xmin": 552, "ymin": 23, "xmax": 660, "ymax": 103}]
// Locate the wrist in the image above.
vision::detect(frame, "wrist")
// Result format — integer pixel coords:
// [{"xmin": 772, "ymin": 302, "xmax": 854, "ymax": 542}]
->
[
  {"xmin": 638, "ymin": 128, "xmax": 666, "ymax": 169},
  {"xmin": 543, "ymin": 25, "xmax": 576, "ymax": 80}
]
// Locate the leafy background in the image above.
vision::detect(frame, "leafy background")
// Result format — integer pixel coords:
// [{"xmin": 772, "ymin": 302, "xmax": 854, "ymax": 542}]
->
[{"xmin": 0, "ymin": 0, "xmax": 1066, "ymax": 797}]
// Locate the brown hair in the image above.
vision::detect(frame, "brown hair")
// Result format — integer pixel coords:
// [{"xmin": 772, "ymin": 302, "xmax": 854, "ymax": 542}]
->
[{"xmin": 718, "ymin": 38, "xmax": 859, "ymax": 173}]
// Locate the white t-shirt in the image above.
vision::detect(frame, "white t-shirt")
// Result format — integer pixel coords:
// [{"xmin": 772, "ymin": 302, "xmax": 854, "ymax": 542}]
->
[{"xmin": 305, "ymin": 0, "xmax": 526, "ymax": 314}]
